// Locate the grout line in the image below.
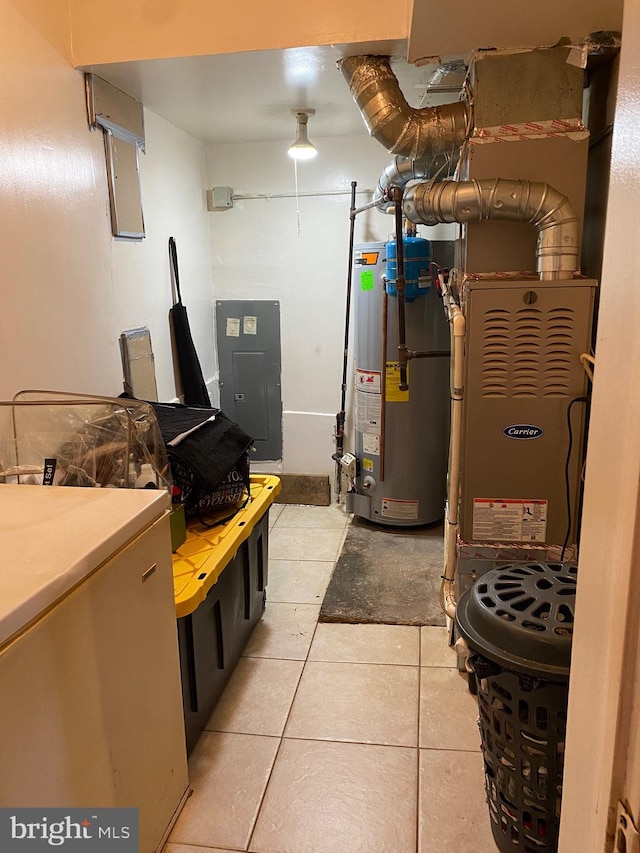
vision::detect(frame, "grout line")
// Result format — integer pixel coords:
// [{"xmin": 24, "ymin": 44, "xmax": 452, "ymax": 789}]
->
[
  {"xmin": 242, "ymin": 652, "xmax": 420, "ymax": 667},
  {"xmin": 294, "ymin": 658, "xmax": 420, "ymax": 670},
  {"xmin": 418, "ymin": 745, "xmax": 484, "ymax": 754},
  {"xmin": 272, "ymin": 523, "xmax": 349, "ymax": 530},
  {"xmin": 268, "ymin": 558, "xmax": 336, "ymax": 564},
  {"xmin": 416, "ymin": 628, "xmax": 422, "ymax": 853},
  {"xmin": 245, "ymin": 556, "xmax": 327, "ymax": 853},
  {"xmin": 267, "ymin": 554, "xmax": 342, "ymax": 562},
  {"xmin": 280, "ymin": 733, "xmax": 419, "ymax": 750},
  {"xmin": 164, "ymin": 842, "xmax": 245, "ymax": 852}
]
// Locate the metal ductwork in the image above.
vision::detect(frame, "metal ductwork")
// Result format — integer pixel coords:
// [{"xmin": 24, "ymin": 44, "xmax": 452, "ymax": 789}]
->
[
  {"xmin": 339, "ymin": 55, "xmax": 469, "ymax": 160},
  {"xmin": 373, "ymin": 152, "xmax": 452, "ymax": 210},
  {"xmin": 403, "ymin": 178, "xmax": 580, "ymax": 279}
]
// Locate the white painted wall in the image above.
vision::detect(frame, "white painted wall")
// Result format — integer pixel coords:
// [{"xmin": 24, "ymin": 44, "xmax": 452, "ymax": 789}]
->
[
  {"xmin": 559, "ymin": 0, "xmax": 640, "ymax": 847},
  {"xmin": 0, "ymin": 0, "xmax": 213, "ymax": 403},
  {"xmin": 112, "ymin": 110, "xmax": 215, "ymax": 403},
  {"xmin": 207, "ymin": 135, "xmax": 410, "ymax": 474}
]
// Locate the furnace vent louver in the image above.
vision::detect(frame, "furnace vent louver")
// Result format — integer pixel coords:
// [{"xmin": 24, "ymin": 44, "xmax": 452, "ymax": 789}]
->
[{"xmin": 481, "ymin": 305, "xmax": 576, "ymax": 398}]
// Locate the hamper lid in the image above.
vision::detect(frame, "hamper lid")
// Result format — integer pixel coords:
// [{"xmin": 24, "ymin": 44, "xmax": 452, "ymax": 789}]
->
[{"xmin": 455, "ymin": 562, "xmax": 577, "ymax": 679}]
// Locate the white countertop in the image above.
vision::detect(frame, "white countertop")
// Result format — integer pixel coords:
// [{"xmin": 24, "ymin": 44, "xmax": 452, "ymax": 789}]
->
[{"xmin": 0, "ymin": 485, "xmax": 170, "ymax": 648}]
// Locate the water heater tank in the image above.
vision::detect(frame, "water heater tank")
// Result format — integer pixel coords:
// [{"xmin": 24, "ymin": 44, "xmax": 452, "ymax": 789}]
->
[{"xmin": 346, "ymin": 240, "xmax": 450, "ymax": 526}]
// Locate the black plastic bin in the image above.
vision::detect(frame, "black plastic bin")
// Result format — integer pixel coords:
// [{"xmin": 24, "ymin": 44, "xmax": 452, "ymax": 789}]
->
[{"xmin": 455, "ymin": 562, "xmax": 577, "ymax": 853}]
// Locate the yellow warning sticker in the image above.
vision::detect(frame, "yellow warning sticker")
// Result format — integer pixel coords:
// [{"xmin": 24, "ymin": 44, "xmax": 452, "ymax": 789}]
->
[
  {"xmin": 386, "ymin": 362, "xmax": 409, "ymax": 402},
  {"xmin": 362, "ymin": 457, "xmax": 374, "ymax": 472}
]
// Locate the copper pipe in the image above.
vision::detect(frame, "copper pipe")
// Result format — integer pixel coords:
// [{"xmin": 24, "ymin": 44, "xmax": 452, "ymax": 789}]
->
[{"xmin": 380, "ymin": 288, "xmax": 388, "ymax": 483}]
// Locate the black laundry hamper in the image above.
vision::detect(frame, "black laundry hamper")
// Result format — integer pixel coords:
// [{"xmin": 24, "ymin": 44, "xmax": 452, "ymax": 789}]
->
[{"xmin": 455, "ymin": 562, "xmax": 577, "ymax": 853}]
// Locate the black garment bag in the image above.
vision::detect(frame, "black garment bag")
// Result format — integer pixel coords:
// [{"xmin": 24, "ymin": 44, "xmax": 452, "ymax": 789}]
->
[{"xmin": 168, "ymin": 236, "xmax": 211, "ymax": 407}]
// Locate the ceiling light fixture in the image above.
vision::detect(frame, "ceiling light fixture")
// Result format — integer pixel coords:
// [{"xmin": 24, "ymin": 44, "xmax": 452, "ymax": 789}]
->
[{"xmin": 288, "ymin": 109, "xmax": 317, "ymax": 160}]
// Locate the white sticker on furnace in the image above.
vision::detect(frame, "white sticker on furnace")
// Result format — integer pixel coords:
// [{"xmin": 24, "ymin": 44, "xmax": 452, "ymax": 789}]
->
[
  {"xmin": 356, "ymin": 390, "xmax": 381, "ymax": 435},
  {"xmin": 381, "ymin": 498, "xmax": 419, "ymax": 520},
  {"xmin": 362, "ymin": 434, "xmax": 380, "ymax": 455},
  {"xmin": 472, "ymin": 499, "xmax": 548, "ymax": 543}
]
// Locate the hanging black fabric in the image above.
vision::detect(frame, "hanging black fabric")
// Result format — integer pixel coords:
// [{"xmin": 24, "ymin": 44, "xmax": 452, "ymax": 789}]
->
[{"xmin": 168, "ymin": 236, "xmax": 211, "ymax": 407}]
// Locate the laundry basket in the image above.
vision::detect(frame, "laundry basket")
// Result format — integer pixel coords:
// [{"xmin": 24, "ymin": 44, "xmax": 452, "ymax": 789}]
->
[{"xmin": 455, "ymin": 562, "xmax": 576, "ymax": 853}]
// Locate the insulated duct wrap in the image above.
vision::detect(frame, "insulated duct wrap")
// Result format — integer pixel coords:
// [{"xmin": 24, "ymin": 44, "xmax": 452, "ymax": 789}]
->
[
  {"xmin": 339, "ymin": 55, "xmax": 469, "ymax": 160},
  {"xmin": 373, "ymin": 153, "xmax": 451, "ymax": 209},
  {"xmin": 403, "ymin": 179, "xmax": 580, "ymax": 279}
]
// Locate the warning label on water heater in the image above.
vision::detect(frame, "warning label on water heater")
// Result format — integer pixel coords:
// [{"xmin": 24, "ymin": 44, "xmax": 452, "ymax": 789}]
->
[
  {"xmin": 355, "ymin": 369, "xmax": 381, "ymax": 394},
  {"xmin": 362, "ymin": 434, "xmax": 380, "ymax": 455},
  {"xmin": 356, "ymin": 390, "xmax": 381, "ymax": 436},
  {"xmin": 381, "ymin": 498, "xmax": 419, "ymax": 520},
  {"xmin": 472, "ymin": 498, "xmax": 548, "ymax": 542}
]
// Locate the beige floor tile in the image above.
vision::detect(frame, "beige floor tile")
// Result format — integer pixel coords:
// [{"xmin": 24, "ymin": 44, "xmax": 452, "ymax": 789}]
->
[
  {"xmin": 269, "ymin": 527, "xmax": 344, "ymax": 562},
  {"xmin": 284, "ymin": 660, "xmax": 419, "ymax": 746},
  {"xmin": 419, "ymin": 667, "xmax": 482, "ymax": 752},
  {"xmin": 205, "ymin": 657, "xmax": 304, "ymax": 736},
  {"xmin": 420, "ymin": 626, "xmax": 457, "ymax": 668},
  {"xmin": 268, "ymin": 504, "xmax": 285, "ymax": 529},
  {"xmin": 274, "ymin": 503, "xmax": 349, "ymax": 529},
  {"xmin": 243, "ymin": 603, "xmax": 320, "ymax": 660},
  {"xmin": 419, "ymin": 749, "xmax": 496, "ymax": 853},
  {"xmin": 249, "ymin": 739, "xmax": 417, "ymax": 853},
  {"xmin": 169, "ymin": 731, "xmax": 279, "ymax": 850},
  {"xmin": 267, "ymin": 560, "xmax": 334, "ymax": 604},
  {"xmin": 309, "ymin": 622, "xmax": 420, "ymax": 666}
]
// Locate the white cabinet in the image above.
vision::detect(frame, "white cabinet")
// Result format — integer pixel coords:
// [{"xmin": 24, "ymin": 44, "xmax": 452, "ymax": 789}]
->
[{"xmin": 0, "ymin": 486, "xmax": 189, "ymax": 853}]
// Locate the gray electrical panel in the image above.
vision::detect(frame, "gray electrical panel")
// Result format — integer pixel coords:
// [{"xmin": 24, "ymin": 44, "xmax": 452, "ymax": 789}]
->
[
  {"xmin": 215, "ymin": 300, "xmax": 282, "ymax": 461},
  {"xmin": 460, "ymin": 276, "xmax": 597, "ymax": 546}
]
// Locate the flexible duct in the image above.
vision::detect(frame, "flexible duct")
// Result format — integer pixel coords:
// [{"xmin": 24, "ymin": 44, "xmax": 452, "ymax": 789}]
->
[
  {"xmin": 404, "ymin": 178, "xmax": 580, "ymax": 279},
  {"xmin": 373, "ymin": 153, "xmax": 452, "ymax": 210},
  {"xmin": 339, "ymin": 55, "xmax": 469, "ymax": 160}
]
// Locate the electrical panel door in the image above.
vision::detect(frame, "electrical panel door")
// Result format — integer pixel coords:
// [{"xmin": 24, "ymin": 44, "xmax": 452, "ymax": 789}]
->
[{"xmin": 216, "ymin": 300, "xmax": 282, "ymax": 461}]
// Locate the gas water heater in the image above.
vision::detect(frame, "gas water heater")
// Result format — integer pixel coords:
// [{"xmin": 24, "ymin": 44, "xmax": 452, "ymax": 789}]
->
[{"xmin": 346, "ymin": 239, "xmax": 450, "ymax": 526}]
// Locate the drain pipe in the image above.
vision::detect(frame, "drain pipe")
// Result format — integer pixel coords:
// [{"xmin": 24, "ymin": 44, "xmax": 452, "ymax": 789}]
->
[
  {"xmin": 391, "ymin": 188, "xmax": 409, "ymax": 390},
  {"xmin": 403, "ymin": 179, "xmax": 580, "ymax": 617},
  {"xmin": 439, "ymin": 273, "xmax": 465, "ymax": 620},
  {"xmin": 339, "ymin": 56, "xmax": 469, "ymax": 160},
  {"xmin": 333, "ymin": 181, "xmax": 358, "ymax": 500}
]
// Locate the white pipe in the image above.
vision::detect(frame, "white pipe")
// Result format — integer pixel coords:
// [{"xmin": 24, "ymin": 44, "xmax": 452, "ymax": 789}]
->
[{"xmin": 439, "ymin": 273, "xmax": 465, "ymax": 620}]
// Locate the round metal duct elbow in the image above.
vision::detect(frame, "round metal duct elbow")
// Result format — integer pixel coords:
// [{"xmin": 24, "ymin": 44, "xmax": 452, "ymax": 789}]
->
[
  {"xmin": 403, "ymin": 178, "xmax": 580, "ymax": 279},
  {"xmin": 339, "ymin": 55, "xmax": 469, "ymax": 160},
  {"xmin": 372, "ymin": 152, "xmax": 451, "ymax": 210}
]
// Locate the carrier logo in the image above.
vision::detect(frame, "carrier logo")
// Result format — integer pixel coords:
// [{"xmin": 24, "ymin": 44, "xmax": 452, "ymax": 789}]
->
[{"xmin": 503, "ymin": 424, "xmax": 544, "ymax": 440}]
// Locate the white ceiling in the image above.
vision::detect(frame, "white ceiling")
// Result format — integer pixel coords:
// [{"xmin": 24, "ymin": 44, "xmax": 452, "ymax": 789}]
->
[
  {"xmin": 84, "ymin": 0, "xmax": 622, "ymax": 148},
  {"xmin": 85, "ymin": 43, "xmax": 461, "ymax": 146}
]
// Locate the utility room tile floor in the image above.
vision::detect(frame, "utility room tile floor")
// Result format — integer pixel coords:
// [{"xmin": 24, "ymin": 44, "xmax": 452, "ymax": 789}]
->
[{"xmin": 166, "ymin": 503, "xmax": 496, "ymax": 853}]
